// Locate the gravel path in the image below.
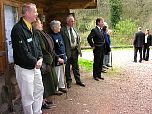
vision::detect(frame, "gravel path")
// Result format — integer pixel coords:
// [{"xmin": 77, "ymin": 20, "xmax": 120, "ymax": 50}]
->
[
  {"xmin": 5, "ymin": 49, "xmax": 152, "ymax": 114},
  {"xmin": 43, "ymin": 49, "xmax": 152, "ymax": 114}
]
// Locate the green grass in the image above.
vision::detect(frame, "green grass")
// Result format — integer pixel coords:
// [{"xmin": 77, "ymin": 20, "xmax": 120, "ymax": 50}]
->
[
  {"xmin": 81, "ymin": 49, "xmax": 92, "ymax": 52},
  {"xmin": 81, "ymin": 47, "xmax": 133, "ymax": 52},
  {"xmin": 78, "ymin": 58, "xmax": 93, "ymax": 72},
  {"xmin": 79, "ymin": 58, "xmax": 122, "ymax": 77},
  {"xmin": 111, "ymin": 47, "xmax": 133, "ymax": 51}
]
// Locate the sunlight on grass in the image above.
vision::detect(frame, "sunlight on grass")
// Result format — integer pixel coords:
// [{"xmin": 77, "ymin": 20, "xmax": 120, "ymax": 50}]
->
[
  {"xmin": 79, "ymin": 58, "xmax": 93, "ymax": 72},
  {"xmin": 79, "ymin": 58, "xmax": 122, "ymax": 77},
  {"xmin": 111, "ymin": 47, "xmax": 133, "ymax": 51}
]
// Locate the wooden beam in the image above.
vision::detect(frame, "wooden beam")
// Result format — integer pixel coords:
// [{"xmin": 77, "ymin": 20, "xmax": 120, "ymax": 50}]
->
[
  {"xmin": 46, "ymin": 0, "xmax": 96, "ymax": 9},
  {"xmin": 84, "ymin": 0, "xmax": 97, "ymax": 9}
]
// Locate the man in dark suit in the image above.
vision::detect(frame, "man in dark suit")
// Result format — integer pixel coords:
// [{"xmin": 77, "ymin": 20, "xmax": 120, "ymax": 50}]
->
[
  {"xmin": 87, "ymin": 17, "xmax": 105, "ymax": 81},
  {"xmin": 61, "ymin": 15, "xmax": 85, "ymax": 88},
  {"xmin": 133, "ymin": 27, "xmax": 145, "ymax": 63},
  {"xmin": 143, "ymin": 29, "xmax": 152, "ymax": 61}
]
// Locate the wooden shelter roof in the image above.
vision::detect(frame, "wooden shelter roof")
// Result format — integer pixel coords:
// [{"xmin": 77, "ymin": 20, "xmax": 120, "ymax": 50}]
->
[{"xmin": 36, "ymin": 0, "xmax": 97, "ymax": 9}]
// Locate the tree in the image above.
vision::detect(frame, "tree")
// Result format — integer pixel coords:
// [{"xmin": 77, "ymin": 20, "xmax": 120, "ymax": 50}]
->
[{"xmin": 109, "ymin": 0, "xmax": 122, "ymax": 28}]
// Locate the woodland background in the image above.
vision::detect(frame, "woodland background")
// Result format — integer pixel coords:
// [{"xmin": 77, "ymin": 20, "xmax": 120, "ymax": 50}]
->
[{"xmin": 70, "ymin": 0, "xmax": 152, "ymax": 47}]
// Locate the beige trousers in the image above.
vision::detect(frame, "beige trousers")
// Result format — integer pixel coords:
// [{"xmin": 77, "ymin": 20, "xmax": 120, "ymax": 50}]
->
[
  {"xmin": 15, "ymin": 65, "xmax": 44, "ymax": 114},
  {"xmin": 55, "ymin": 65, "xmax": 65, "ymax": 90}
]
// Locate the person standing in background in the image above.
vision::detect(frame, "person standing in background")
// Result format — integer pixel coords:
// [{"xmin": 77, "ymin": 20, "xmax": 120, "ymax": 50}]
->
[
  {"xmin": 133, "ymin": 27, "xmax": 145, "ymax": 63},
  {"xmin": 102, "ymin": 26, "xmax": 111, "ymax": 68},
  {"xmin": 11, "ymin": 3, "xmax": 44, "ymax": 114},
  {"xmin": 143, "ymin": 29, "xmax": 152, "ymax": 61},
  {"xmin": 61, "ymin": 15, "xmax": 85, "ymax": 88},
  {"xmin": 87, "ymin": 17, "xmax": 105, "ymax": 81}
]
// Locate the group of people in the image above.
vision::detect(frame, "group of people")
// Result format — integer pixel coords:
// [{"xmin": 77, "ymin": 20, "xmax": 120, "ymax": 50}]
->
[
  {"xmin": 133, "ymin": 27, "xmax": 152, "ymax": 63},
  {"xmin": 11, "ymin": 3, "xmax": 86, "ymax": 114},
  {"xmin": 11, "ymin": 2, "xmax": 113, "ymax": 114}
]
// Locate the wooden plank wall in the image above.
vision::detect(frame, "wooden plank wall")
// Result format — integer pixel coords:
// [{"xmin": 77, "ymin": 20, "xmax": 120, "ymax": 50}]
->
[{"xmin": 0, "ymin": 1, "xmax": 6, "ymax": 75}]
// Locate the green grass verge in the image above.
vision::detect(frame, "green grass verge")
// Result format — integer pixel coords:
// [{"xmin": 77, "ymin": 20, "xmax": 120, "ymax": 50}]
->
[
  {"xmin": 78, "ymin": 58, "xmax": 93, "ymax": 72},
  {"xmin": 79, "ymin": 58, "xmax": 122, "ymax": 77}
]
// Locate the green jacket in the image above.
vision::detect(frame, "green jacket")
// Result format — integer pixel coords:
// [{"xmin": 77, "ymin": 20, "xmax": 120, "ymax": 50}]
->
[
  {"xmin": 34, "ymin": 30, "xmax": 58, "ymax": 97},
  {"xmin": 61, "ymin": 26, "xmax": 82, "ymax": 59}
]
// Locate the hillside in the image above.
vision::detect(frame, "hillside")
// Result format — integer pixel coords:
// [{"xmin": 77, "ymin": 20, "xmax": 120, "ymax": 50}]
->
[{"xmin": 70, "ymin": 0, "xmax": 152, "ymax": 46}]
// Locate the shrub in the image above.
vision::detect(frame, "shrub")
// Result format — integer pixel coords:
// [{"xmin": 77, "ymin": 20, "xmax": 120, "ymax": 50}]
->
[{"xmin": 111, "ymin": 19, "xmax": 137, "ymax": 46}]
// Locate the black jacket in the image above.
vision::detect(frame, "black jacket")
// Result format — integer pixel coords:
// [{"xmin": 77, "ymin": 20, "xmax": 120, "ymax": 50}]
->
[
  {"xmin": 87, "ymin": 26, "xmax": 105, "ymax": 47},
  {"xmin": 133, "ymin": 31, "xmax": 145, "ymax": 47},
  {"xmin": 146, "ymin": 34, "xmax": 152, "ymax": 46},
  {"xmin": 11, "ymin": 17, "xmax": 43, "ymax": 69}
]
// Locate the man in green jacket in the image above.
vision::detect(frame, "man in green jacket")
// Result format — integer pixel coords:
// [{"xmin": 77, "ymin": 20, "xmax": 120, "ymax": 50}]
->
[{"xmin": 61, "ymin": 15, "xmax": 85, "ymax": 88}]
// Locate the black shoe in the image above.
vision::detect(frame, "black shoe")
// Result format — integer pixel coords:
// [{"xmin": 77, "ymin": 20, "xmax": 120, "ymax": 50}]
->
[
  {"xmin": 101, "ymin": 70, "xmax": 107, "ymax": 73},
  {"xmin": 45, "ymin": 100, "xmax": 53, "ymax": 105},
  {"xmin": 145, "ymin": 58, "xmax": 148, "ymax": 61},
  {"xmin": 98, "ymin": 77, "xmax": 104, "ymax": 80},
  {"xmin": 42, "ymin": 103, "xmax": 51, "ymax": 109},
  {"xmin": 54, "ymin": 91, "xmax": 63, "ymax": 95},
  {"xmin": 93, "ymin": 77, "xmax": 99, "ymax": 81},
  {"xmin": 106, "ymin": 64, "xmax": 112, "ymax": 67},
  {"xmin": 59, "ymin": 88, "xmax": 67, "ymax": 93},
  {"xmin": 139, "ymin": 60, "xmax": 142, "ymax": 63},
  {"xmin": 67, "ymin": 83, "xmax": 72, "ymax": 88},
  {"xmin": 103, "ymin": 65, "xmax": 109, "ymax": 69},
  {"xmin": 76, "ymin": 82, "xmax": 85, "ymax": 87}
]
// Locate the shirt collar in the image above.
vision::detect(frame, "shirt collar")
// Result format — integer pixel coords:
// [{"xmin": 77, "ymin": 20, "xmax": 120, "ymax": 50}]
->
[
  {"xmin": 97, "ymin": 26, "xmax": 101, "ymax": 30},
  {"xmin": 67, "ymin": 26, "xmax": 73, "ymax": 30},
  {"xmin": 23, "ymin": 18, "xmax": 32, "ymax": 32}
]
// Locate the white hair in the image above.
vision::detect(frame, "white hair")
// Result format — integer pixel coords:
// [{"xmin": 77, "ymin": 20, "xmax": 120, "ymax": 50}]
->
[{"xmin": 50, "ymin": 20, "xmax": 61, "ymax": 30}]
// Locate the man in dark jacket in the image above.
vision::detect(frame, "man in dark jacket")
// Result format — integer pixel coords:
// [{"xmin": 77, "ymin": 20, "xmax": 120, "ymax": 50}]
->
[
  {"xmin": 133, "ymin": 27, "xmax": 145, "ymax": 63},
  {"xmin": 11, "ymin": 3, "xmax": 44, "ymax": 114},
  {"xmin": 87, "ymin": 17, "xmax": 105, "ymax": 81},
  {"xmin": 143, "ymin": 29, "xmax": 152, "ymax": 61}
]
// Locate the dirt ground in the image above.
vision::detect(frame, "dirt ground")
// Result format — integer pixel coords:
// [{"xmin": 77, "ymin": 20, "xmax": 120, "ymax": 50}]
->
[
  {"xmin": 3, "ymin": 49, "xmax": 152, "ymax": 114},
  {"xmin": 43, "ymin": 50, "xmax": 152, "ymax": 114}
]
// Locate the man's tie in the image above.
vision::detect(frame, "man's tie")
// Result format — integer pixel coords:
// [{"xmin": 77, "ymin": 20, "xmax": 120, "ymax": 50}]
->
[{"xmin": 70, "ymin": 27, "xmax": 75, "ymax": 43}]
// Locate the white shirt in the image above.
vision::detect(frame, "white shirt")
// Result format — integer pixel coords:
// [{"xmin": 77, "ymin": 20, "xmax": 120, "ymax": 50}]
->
[
  {"xmin": 97, "ymin": 26, "xmax": 101, "ymax": 31},
  {"xmin": 145, "ymin": 34, "xmax": 148, "ymax": 43},
  {"xmin": 67, "ymin": 27, "xmax": 77, "ymax": 47}
]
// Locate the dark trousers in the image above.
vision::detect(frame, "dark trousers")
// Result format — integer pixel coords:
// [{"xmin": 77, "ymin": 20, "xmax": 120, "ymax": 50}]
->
[
  {"xmin": 65, "ymin": 49, "xmax": 81, "ymax": 84},
  {"xmin": 143, "ymin": 43, "xmax": 150, "ymax": 61},
  {"xmin": 134, "ymin": 47, "xmax": 142, "ymax": 62},
  {"xmin": 93, "ymin": 46, "xmax": 104, "ymax": 78}
]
